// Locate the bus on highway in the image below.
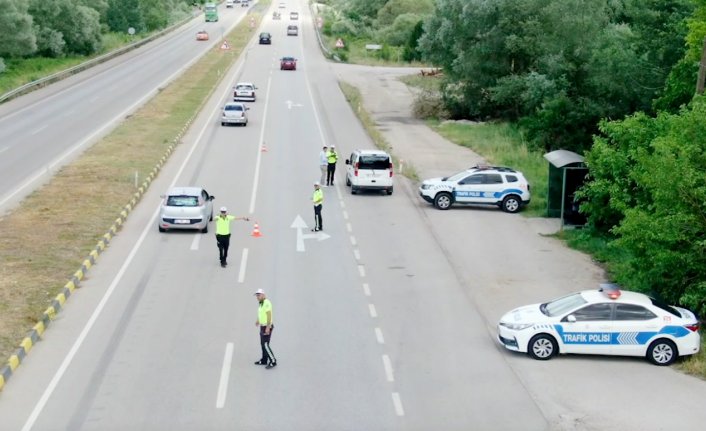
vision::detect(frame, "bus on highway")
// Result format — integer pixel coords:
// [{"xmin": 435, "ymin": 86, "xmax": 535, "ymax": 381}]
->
[{"xmin": 205, "ymin": 2, "xmax": 218, "ymax": 22}]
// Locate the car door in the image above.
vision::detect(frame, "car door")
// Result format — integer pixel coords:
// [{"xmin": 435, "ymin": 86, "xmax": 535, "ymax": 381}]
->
[
  {"xmin": 201, "ymin": 189, "xmax": 212, "ymax": 220},
  {"xmin": 610, "ymin": 303, "xmax": 659, "ymax": 357},
  {"xmin": 346, "ymin": 152, "xmax": 357, "ymax": 185},
  {"xmin": 557, "ymin": 303, "xmax": 614, "ymax": 355},
  {"xmin": 454, "ymin": 174, "xmax": 499, "ymax": 204}
]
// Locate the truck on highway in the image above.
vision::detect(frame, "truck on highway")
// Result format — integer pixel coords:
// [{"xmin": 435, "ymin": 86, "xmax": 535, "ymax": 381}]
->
[{"xmin": 205, "ymin": 2, "xmax": 218, "ymax": 22}]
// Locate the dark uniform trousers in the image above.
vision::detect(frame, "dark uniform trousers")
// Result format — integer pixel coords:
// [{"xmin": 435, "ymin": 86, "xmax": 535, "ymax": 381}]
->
[
  {"xmin": 313, "ymin": 204, "xmax": 323, "ymax": 231},
  {"xmin": 259, "ymin": 326, "xmax": 276, "ymax": 365},
  {"xmin": 216, "ymin": 233, "xmax": 231, "ymax": 263},
  {"xmin": 326, "ymin": 162, "xmax": 336, "ymax": 185}
]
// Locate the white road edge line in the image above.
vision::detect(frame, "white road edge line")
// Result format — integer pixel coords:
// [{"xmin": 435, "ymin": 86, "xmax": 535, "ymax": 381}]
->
[
  {"xmin": 350, "ymin": 235, "xmax": 357, "ymax": 246},
  {"xmin": 375, "ymin": 327, "xmax": 385, "ymax": 344},
  {"xmin": 216, "ymin": 342, "xmax": 234, "ymax": 409},
  {"xmin": 190, "ymin": 234, "xmax": 200, "ymax": 251},
  {"xmin": 20, "ymin": 48, "xmax": 249, "ymax": 431},
  {"xmin": 342, "ymin": 210, "xmax": 349, "ymax": 220},
  {"xmin": 0, "ymin": 146, "xmax": 9, "ymax": 155},
  {"xmin": 29, "ymin": 125, "xmax": 48, "ymax": 136},
  {"xmin": 368, "ymin": 303, "xmax": 377, "ymax": 318},
  {"xmin": 382, "ymin": 354, "xmax": 394, "ymax": 382},
  {"xmin": 353, "ymin": 249, "xmax": 360, "ymax": 261},
  {"xmin": 362, "ymin": 283, "xmax": 371, "ymax": 296},
  {"xmin": 339, "ymin": 200, "xmax": 345, "ymax": 209},
  {"xmin": 358, "ymin": 264, "xmax": 365, "ymax": 277},
  {"xmin": 391, "ymin": 392, "xmax": 405, "ymax": 416},
  {"xmin": 346, "ymin": 223, "xmax": 352, "ymax": 233},
  {"xmin": 247, "ymin": 73, "xmax": 274, "ymax": 215},
  {"xmin": 238, "ymin": 248, "xmax": 249, "ymax": 283}
]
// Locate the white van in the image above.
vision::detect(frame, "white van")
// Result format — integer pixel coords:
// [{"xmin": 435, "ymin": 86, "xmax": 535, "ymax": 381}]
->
[
  {"xmin": 225, "ymin": 0, "xmax": 234, "ymax": 7},
  {"xmin": 345, "ymin": 149, "xmax": 394, "ymax": 195}
]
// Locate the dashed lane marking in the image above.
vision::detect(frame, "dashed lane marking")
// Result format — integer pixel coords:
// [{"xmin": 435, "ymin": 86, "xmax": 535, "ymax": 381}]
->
[
  {"xmin": 382, "ymin": 355, "xmax": 394, "ymax": 382},
  {"xmin": 368, "ymin": 304, "xmax": 377, "ymax": 318},
  {"xmin": 216, "ymin": 343, "xmax": 234, "ymax": 409},
  {"xmin": 375, "ymin": 328, "xmax": 385, "ymax": 344}
]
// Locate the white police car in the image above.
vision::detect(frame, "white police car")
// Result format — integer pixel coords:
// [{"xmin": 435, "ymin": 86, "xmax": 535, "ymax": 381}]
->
[
  {"xmin": 418, "ymin": 165, "xmax": 530, "ymax": 212},
  {"xmin": 497, "ymin": 285, "xmax": 701, "ymax": 365}
]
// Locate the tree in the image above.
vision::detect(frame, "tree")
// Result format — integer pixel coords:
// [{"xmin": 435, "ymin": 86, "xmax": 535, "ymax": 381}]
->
[
  {"xmin": 403, "ymin": 19, "xmax": 424, "ymax": 62},
  {"xmin": 140, "ymin": 0, "xmax": 169, "ymax": 31},
  {"xmin": 376, "ymin": 0, "xmax": 433, "ymax": 27},
  {"xmin": 29, "ymin": 0, "xmax": 102, "ymax": 56},
  {"xmin": 0, "ymin": 0, "xmax": 37, "ymax": 57},
  {"xmin": 377, "ymin": 13, "xmax": 422, "ymax": 46},
  {"xmin": 107, "ymin": 0, "xmax": 144, "ymax": 33}
]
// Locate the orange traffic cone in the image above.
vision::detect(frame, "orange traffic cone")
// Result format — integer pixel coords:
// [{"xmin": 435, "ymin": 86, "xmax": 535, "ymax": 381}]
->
[{"xmin": 251, "ymin": 222, "xmax": 263, "ymax": 237}]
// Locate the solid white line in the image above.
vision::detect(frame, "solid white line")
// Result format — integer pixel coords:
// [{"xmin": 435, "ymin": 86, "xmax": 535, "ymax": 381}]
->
[
  {"xmin": 302, "ymin": 43, "xmax": 328, "ymax": 147},
  {"xmin": 0, "ymin": 146, "xmax": 8, "ymax": 155},
  {"xmin": 238, "ymin": 248, "xmax": 249, "ymax": 283},
  {"xmin": 20, "ymin": 53, "xmax": 245, "ymax": 431},
  {"xmin": 375, "ymin": 327, "xmax": 385, "ymax": 344},
  {"xmin": 247, "ymin": 74, "xmax": 274, "ymax": 215},
  {"xmin": 346, "ymin": 223, "xmax": 352, "ymax": 233},
  {"xmin": 368, "ymin": 303, "xmax": 377, "ymax": 318},
  {"xmin": 350, "ymin": 235, "xmax": 357, "ymax": 246},
  {"xmin": 382, "ymin": 355, "xmax": 394, "ymax": 382},
  {"xmin": 362, "ymin": 283, "xmax": 371, "ymax": 296},
  {"xmin": 391, "ymin": 392, "xmax": 405, "ymax": 416},
  {"xmin": 30, "ymin": 125, "xmax": 48, "ymax": 136},
  {"xmin": 339, "ymin": 200, "xmax": 346, "ymax": 209},
  {"xmin": 358, "ymin": 264, "xmax": 365, "ymax": 277},
  {"xmin": 353, "ymin": 249, "xmax": 360, "ymax": 261},
  {"xmin": 190, "ymin": 234, "xmax": 200, "ymax": 251},
  {"xmin": 216, "ymin": 342, "xmax": 234, "ymax": 409},
  {"xmin": 342, "ymin": 210, "xmax": 349, "ymax": 220}
]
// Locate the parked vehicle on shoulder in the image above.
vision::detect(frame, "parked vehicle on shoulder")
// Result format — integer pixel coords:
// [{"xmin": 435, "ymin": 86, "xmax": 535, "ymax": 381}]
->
[
  {"xmin": 221, "ymin": 102, "xmax": 249, "ymax": 126},
  {"xmin": 158, "ymin": 187, "xmax": 214, "ymax": 233},
  {"xmin": 280, "ymin": 56, "xmax": 297, "ymax": 70},
  {"xmin": 497, "ymin": 284, "xmax": 701, "ymax": 366},
  {"xmin": 287, "ymin": 25, "xmax": 298, "ymax": 36},
  {"xmin": 418, "ymin": 165, "xmax": 530, "ymax": 212},
  {"xmin": 345, "ymin": 150, "xmax": 394, "ymax": 195},
  {"xmin": 233, "ymin": 82, "xmax": 256, "ymax": 101}
]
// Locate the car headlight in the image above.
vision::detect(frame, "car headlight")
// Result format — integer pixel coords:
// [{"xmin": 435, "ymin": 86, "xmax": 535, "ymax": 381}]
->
[
  {"xmin": 499, "ymin": 322, "xmax": 534, "ymax": 331},
  {"xmin": 420, "ymin": 184, "xmax": 430, "ymax": 190}
]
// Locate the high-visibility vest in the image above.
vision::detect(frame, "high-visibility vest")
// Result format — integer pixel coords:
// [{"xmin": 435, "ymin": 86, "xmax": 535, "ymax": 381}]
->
[
  {"xmin": 258, "ymin": 299, "xmax": 272, "ymax": 325},
  {"xmin": 327, "ymin": 150, "xmax": 338, "ymax": 164},
  {"xmin": 215, "ymin": 215, "xmax": 235, "ymax": 235},
  {"xmin": 312, "ymin": 188, "xmax": 323, "ymax": 205}
]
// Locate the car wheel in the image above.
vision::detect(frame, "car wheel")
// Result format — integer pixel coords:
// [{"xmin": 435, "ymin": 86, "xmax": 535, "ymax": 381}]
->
[
  {"xmin": 158, "ymin": 226, "xmax": 166, "ymax": 233},
  {"xmin": 386, "ymin": 187, "xmax": 393, "ymax": 195},
  {"xmin": 221, "ymin": 122, "xmax": 225, "ymax": 126},
  {"xmin": 433, "ymin": 192, "xmax": 453, "ymax": 210},
  {"xmin": 351, "ymin": 186, "xmax": 357, "ymax": 195},
  {"xmin": 647, "ymin": 339, "xmax": 677, "ymax": 366},
  {"xmin": 528, "ymin": 334, "xmax": 557, "ymax": 360},
  {"xmin": 201, "ymin": 225, "xmax": 208, "ymax": 234},
  {"xmin": 502, "ymin": 195, "xmax": 521, "ymax": 213},
  {"xmin": 346, "ymin": 176, "xmax": 351, "ymax": 186}
]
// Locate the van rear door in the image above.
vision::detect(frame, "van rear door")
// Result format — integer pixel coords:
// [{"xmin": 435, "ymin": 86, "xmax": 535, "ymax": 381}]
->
[{"xmin": 357, "ymin": 154, "xmax": 392, "ymax": 187}]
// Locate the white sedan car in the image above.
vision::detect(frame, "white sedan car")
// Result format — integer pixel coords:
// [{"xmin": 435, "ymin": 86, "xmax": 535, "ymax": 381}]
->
[
  {"xmin": 497, "ymin": 285, "xmax": 701, "ymax": 365},
  {"xmin": 233, "ymin": 82, "xmax": 256, "ymax": 101},
  {"xmin": 158, "ymin": 187, "xmax": 214, "ymax": 233}
]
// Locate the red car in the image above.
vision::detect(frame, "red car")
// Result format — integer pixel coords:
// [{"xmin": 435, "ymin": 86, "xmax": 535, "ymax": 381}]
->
[
  {"xmin": 280, "ymin": 56, "xmax": 297, "ymax": 70},
  {"xmin": 196, "ymin": 30, "xmax": 209, "ymax": 41}
]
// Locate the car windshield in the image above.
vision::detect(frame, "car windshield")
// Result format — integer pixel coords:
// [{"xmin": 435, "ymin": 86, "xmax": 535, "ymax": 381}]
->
[
  {"xmin": 444, "ymin": 170, "xmax": 471, "ymax": 182},
  {"xmin": 236, "ymin": 85, "xmax": 252, "ymax": 90},
  {"xmin": 540, "ymin": 293, "xmax": 587, "ymax": 317},
  {"xmin": 166, "ymin": 195, "xmax": 199, "ymax": 207},
  {"xmin": 282, "ymin": 57, "xmax": 294, "ymax": 61},
  {"xmin": 260, "ymin": 33, "xmax": 270, "ymax": 37},
  {"xmin": 358, "ymin": 154, "xmax": 390, "ymax": 170},
  {"xmin": 225, "ymin": 105, "xmax": 243, "ymax": 111}
]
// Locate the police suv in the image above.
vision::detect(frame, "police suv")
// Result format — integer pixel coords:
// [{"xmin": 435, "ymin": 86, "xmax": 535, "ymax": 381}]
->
[
  {"xmin": 497, "ymin": 285, "xmax": 701, "ymax": 365},
  {"xmin": 418, "ymin": 165, "xmax": 530, "ymax": 213}
]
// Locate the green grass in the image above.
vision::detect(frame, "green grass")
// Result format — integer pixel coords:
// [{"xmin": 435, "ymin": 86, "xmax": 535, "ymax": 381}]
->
[
  {"xmin": 398, "ymin": 73, "xmax": 443, "ymax": 92},
  {"xmin": 428, "ymin": 120, "xmax": 547, "ymax": 216},
  {"xmin": 678, "ymin": 337, "xmax": 706, "ymax": 378}
]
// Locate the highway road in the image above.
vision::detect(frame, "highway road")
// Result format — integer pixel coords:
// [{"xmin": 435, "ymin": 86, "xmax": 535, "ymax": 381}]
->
[
  {"xmin": 2, "ymin": 0, "xmax": 706, "ymax": 430},
  {"xmin": 0, "ymin": 3, "xmax": 252, "ymax": 214}
]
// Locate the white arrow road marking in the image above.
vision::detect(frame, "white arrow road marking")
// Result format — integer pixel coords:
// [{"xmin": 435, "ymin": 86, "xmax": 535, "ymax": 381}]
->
[
  {"xmin": 291, "ymin": 215, "xmax": 330, "ymax": 252},
  {"xmin": 285, "ymin": 100, "xmax": 304, "ymax": 110}
]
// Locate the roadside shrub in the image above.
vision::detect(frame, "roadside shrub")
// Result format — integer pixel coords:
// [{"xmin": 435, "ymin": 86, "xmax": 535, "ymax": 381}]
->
[
  {"xmin": 331, "ymin": 19, "xmax": 358, "ymax": 36},
  {"xmin": 412, "ymin": 89, "xmax": 449, "ymax": 119},
  {"xmin": 0, "ymin": 58, "xmax": 5, "ymax": 74}
]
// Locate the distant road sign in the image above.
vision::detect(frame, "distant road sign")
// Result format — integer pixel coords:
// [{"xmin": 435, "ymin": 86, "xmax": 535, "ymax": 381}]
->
[
  {"xmin": 220, "ymin": 41, "xmax": 231, "ymax": 50},
  {"xmin": 335, "ymin": 38, "xmax": 344, "ymax": 48}
]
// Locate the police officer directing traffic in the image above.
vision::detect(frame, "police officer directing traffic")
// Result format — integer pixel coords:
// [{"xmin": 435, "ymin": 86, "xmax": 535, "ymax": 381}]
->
[
  {"xmin": 326, "ymin": 145, "xmax": 338, "ymax": 186},
  {"xmin": 215, "ymin": 207, "xmax": 249, "ymax": 268},
  {"xmin": 254, "ymin": 289, "xmax": 277, "ymax": 369},
  {"xmin": 312, "ymin": 182, "xmax": 323, "ymax": 232}
]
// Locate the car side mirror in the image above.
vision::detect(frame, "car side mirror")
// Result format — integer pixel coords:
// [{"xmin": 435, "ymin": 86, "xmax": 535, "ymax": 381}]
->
[
  {"xmin": 210, "ymin": 196, "xmax": 215, "ymax": 201},
  {"xmin": 567, "ymin": 315, "xmax": 577, "ymax": 323}
]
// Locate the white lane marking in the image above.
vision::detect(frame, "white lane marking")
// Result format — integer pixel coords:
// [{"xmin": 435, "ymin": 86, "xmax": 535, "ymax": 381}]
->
[
  {"xmin": 375, "ymin": 328, "xmax": 385, "ymax": 344},
  {"xmin": 302, "ymin": 43, "xmax": 328, "ymax": 148},
  {"xmin": 346, "ymin": 223, "xmax": 352, "ymax": 233},
  {"xmin": 62, "ymin": 109, "xmax": 76, "ymax": 117},
  {"xmin": 339, "ymin": 200, "xmax": 345, "ymax": 209},
  {"xmin": 391, "ymin": 393, "xmax": 405, "ymax": 416},
  {"xmin": 30, "ymin": 125, "xmax": 48, "ymax": 136},
  {"xmin": 238, "ymin": 248, "xmax": 249, "ymax": 283},
  {"xmin": 190, "ymin": 234, "xmax": 200, "ymax": 250},
  {"xmin": 353, "ymin": 249, "xmax": 360, "ymax": 261},
  {"xmin": 20, "ymin": 56, "xmax": 244, "ymax": 431},
  {"xmin": 0, "ymin": 146, "xmax": 9, "ymax": 155},
  {"xmin": 216, "ymin": 342, "xmax": 234, "ymax": 409},
  {"xmin": 358, "ymin": 265, "xmax": 365, "ymax": 277},
  {"xmin": 350, "ymin": 235, "xmax": 357, "ymax": 246},
  {"xmin": 382, "ymin": 355, "xmax": 394, "ymax": 382},
  {"xmin": 248, "ymin": 74, "xmax": 274, "ymax": 215},
  {"xmin": 342, "ymin": 210, "xmax": 349, "ymax": 220},
  {"xmin": 362, "ymin": 283, "xmax": 371, "ymax": 296},
  {"xmin": 368, "ymin": 304, "xmax": 377, "ymax": 318}
]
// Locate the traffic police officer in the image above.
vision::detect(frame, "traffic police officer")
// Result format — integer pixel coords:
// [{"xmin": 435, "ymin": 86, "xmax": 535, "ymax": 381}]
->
[
  {"xmin": 215, "ymin": 207, "xmax": 249, "ymax": 267},
  {"xmin": 254, "ymin": 289, "xmax": 276, "ymax": 369},
  {"xmin": 326, "ymin": 145, "xmax": 338, "ymax": 186},
  {"xmin": 312, "ymin": 182, "xmax": 323, "ymax": 231}
]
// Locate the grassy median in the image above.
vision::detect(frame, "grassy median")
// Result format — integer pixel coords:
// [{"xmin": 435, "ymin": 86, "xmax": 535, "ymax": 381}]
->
[{"xmin": 0, "ymin": 7, "xmax": 267, "ymax": 364}]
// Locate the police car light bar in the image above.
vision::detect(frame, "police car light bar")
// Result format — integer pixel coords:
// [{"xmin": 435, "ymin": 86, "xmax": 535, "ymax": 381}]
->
[{"xmin": 599, "ymin": 283, "xmax": 621, "ymax": 299}]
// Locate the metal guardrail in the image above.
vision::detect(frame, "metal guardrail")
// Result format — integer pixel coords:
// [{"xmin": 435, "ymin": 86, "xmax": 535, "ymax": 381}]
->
[
  {"xmin": 309, "ymin": 2, "xmax": 339, "ymax": 62},
  {"xmin": 0, "ymin": 10, "xmax": 200, "ymax": 105}
]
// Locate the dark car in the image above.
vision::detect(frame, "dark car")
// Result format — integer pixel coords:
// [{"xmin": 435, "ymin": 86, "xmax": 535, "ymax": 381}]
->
[
  {"xmin": 259, "ymin": 32, "xmax": 271, "ymax": 44},
  {"xmin": 280, "ymin": 56, "xmax": 297, "ymax": 70}
]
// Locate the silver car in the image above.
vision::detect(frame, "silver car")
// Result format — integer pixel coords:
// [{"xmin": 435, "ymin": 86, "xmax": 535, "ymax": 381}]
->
[
  {"xmin": 221, "ymin": 102, "xmax": 249, "ymax": 126},
  {"xmin": 287, "ymin": 25, "xmax": 298, "ymax": 36},
  {"xmin": 158, "ymin": 187, "xmax": 214, "ymax": 233}
]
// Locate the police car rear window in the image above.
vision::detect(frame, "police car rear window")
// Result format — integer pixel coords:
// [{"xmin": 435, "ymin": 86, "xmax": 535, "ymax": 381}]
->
[
  {"xmin": 167, "ymin": 195, "xmax": 199, "ymax": 207},
  {"xmin": 650, "ymin": 298, "xmax": 681, "ymax": 317},
  {"xmin": 358, "ymin": 155, "xmax": 390, "ymax": 170}
]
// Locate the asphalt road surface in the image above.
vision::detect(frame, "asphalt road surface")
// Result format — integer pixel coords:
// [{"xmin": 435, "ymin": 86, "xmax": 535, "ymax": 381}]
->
[
  {"xmin": 0, "ymin": 3, "xmax": 251, "ymax": 214},
  {"xmin": 1, "ymin": 1, "xmax": 705, "ymax": 430}
]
